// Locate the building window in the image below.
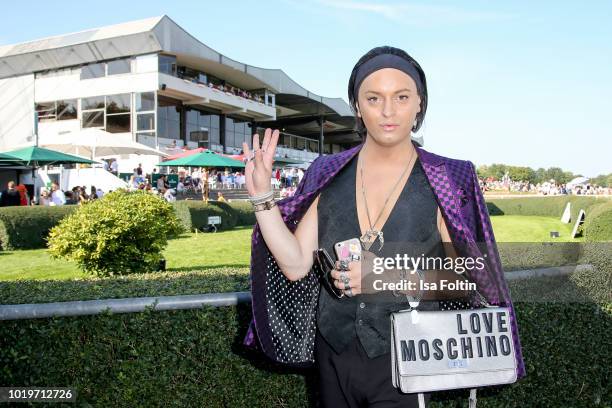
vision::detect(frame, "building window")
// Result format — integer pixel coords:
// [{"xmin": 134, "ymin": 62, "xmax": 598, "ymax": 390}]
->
[
  {"xmin": 35, "ymin": 102, "xmax": 57, "ymax": 121},
  {"xmin": 225, "ymin": 117, "xmax": 251, "ymax": 150},
  {"xmin": 185, "ymin": 108, "xmax": 219, "ymax": 146},
  {"xmin": 106, "ymin": 94, "xmax": 131, "ymax": 114},
  {"xmin": 35, "ymin": 100, "xmax": 77, "ymax": 122},
  {"xmin": 80, "ymin": 62, "xmax": 105, "ymax": 80},
  {"xmin": 136, "ymin": 92, "xmax": 155, "ymax": 112},
  {"xmin": 136, "ymin": 91, "xmax": 156, "ymax": 136},
  {"xmin": 82, "ymin": 111, "xmax": 104, "ymax": 128},
  {"xmin": 159, "ymin": 54, "xmax": 177, "ymax": 76},
  {"xmin": 107, "ymin": 58, "xmax": 132, "ymax": 75},
  {"xmin": 56, "ymin": 100, "xmax": 77, "ymax": 121},
  {"xmin": 105, "ymin": 93, "xmax": 131, "ymax": 133},
  {"xmin": 157, "ymin": 96, "xmax": 181, "ymax": 140},
  {"xmin": 81, "ymin": 96, "xmax": 105, "ymax": 129},
  {"xmin": 80, "ymin": 58, "xmax": 132, "ymax": 80},
  {"xmin": 80, "ymin": 93, "xmax": 135, "ymax": 132},
  {"xmin": 137, "ymin": 113, "xmax": 155, "ymax": 131},
  {"xmin": 106, "ymin": 114, "xmax": 131, "ymax": 133}
]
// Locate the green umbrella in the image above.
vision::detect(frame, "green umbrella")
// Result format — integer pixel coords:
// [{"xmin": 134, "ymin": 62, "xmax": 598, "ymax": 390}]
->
[
  {"xmin": 273, "ymin": 157, "xmax": 305, "ymax": 165},
  {"xmin": 159, "ymin": 150, "xmax": 245, "ymax": 168},
  {"xmin": 0, "ymin": 146, "xmax": 97, "ymax": 166},
  {"xmin": 0, "ymin": 152, "xmax": 23, "ymax": 167}
]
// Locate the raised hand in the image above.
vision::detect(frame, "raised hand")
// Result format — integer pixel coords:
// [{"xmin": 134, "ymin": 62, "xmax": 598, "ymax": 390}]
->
[{"xmin": 242, "ymin": 128, "xmax": 280, "ymax": 196}]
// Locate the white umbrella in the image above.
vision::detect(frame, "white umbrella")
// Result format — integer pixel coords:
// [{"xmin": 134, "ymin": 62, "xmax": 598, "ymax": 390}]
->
[
  {"xmin": 42, "ymin": 128, "xmax": 168, "ymax": 158},
  {"xmin": 567, "ymin": 176, "xmax": 589, "ymax": 188}
]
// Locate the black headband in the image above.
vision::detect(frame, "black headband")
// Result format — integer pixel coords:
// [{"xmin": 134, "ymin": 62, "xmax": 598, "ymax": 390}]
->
[{"xmin": 353, "ymin": 53, "xmax": 424, "ymax": 99}]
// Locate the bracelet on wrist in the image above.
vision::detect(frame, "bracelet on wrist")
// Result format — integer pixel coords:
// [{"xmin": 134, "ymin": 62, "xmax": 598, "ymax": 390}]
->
[
  {"xmin": 253, "ymin": 199, "xmax": 277, "ymax": 212},
  {"xmin": 248, "ymin": 190, "xmax": 274, "ymax": 205}
]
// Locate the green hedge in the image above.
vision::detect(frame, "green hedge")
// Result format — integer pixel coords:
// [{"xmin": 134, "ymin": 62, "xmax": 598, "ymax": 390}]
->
[
  {"xmin": 228, "ymin": 200, "xmax": 257, "ymax": 226},
  {"xmin": 0, "ymin": 205, "xmax": 78, "ymax": 250},
  {"xmin": 173, "ymin": 200, "xmax": 237, "ymax": 232},
  {"xmin": 584, "ymin": 201, "xmax": 612, "ymax": 242},
  {"xmin": 486, "ymin": 195, "xmax": 610, "ymax": 220},
  {"xmin": 0, "ymin": 271, "xmax": 609, "ymax": 407}
]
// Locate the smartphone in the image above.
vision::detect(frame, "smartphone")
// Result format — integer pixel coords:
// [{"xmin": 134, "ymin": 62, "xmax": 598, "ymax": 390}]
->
[
  {"xmin": 334, "ymin": 238, "xmax": 362, "ymax": 262},
  {"xmin": 313, "ymin": 248, "xmax": 344, "ymax": 298}
]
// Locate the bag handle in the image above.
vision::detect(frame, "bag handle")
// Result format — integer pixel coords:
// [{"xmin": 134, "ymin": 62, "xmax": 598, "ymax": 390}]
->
[
  {"xmin": 417, "ymin": 389, "xmax": 477, "ymax": 408},
  {"xmin": 469, "ymin": 388, "xmax": 478, "ymax": 408}
]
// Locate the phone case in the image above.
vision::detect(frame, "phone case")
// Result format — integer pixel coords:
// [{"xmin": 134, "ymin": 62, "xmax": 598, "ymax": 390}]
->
[{"xmin": 334, "ymin": 238, "xmax": 362, "ymax": 262}]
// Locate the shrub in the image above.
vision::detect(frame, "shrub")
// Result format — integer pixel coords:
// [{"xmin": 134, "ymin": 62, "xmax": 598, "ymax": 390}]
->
[
  {"xmin": 208, "ymin": 200, "xmax": 238, "ymax": 229},
  {"xmin": 47, "ymin": 190, "xmax": 183, "ymax": 276},
  {"xmin": 0, "ymin": 205, "xmax": 77, "ymax": 250},
  {"xmin": 228, "ymin": 201, "xmax": 256, "ymax": 226},
  {"xmin": 172, "ymin": 201, "xmax": 236, "ymax": 232},
  {"xmin": 486, "ymin": 196, "xmax": 609, "ymax": 219},
  {"xmin": 0, "ymin": 291, "xmax": 609, "ymax": 407},
  {"xmin": 584, "ymin": 201, "xmax": 612, "ymax": 242},
  {"xmin": 579, "ymin": 201, "xmax": 612, "ymax": 302}
]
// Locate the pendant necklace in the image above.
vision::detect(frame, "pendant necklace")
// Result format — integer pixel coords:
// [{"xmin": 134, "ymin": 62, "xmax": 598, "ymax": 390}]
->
[{"xmin": 358, "ymin": 146, "xmax": 417, "ymax": 251}]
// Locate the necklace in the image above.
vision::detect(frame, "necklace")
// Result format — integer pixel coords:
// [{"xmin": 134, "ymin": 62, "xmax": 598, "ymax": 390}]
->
[{"xmin": 358, "ymin": 146, "xmax": 417, "ymax": 251}]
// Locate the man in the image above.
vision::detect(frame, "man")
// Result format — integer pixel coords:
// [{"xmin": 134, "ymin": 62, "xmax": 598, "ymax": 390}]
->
[
  {"xmin": 135, "ymin": 163, "xmax": 144, "ymax": 183},
  {"xmin": 110, "ymin": 159, "xmax": 119, "ymax": 176},
  {"xmin": 50, "ymin": 181, "xmax": 66, "ymax": 206},
  {"xmin": 0, "ymin": 181, "xmax": 21, "ymax": 207}
]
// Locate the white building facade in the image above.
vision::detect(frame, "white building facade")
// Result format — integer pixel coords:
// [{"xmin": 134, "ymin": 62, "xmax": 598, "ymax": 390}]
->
[{"xmin": 0, "ymin": 15, "xmax": 362, "ymax": 175}]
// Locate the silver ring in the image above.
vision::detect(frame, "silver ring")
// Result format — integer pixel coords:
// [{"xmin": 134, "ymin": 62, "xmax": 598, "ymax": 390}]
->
[
  {"xmin": 345, "ymin": 288, "xmax": 353, "ymax": 297},
  {"xmin": 339, "ymin": 272, "xmax": 350, "ymax": 285},
  {"xmin": 339, "ymin": 260, "xmax": 350, "ymax": 271}
]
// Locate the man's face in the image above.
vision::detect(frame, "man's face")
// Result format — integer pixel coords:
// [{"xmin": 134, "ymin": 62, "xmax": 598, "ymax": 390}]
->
[{"xmin": 356, "ymin": 68, "xmax": 421, "ymax": 147}]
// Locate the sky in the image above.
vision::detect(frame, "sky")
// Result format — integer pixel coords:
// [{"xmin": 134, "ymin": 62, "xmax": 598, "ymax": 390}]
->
[{"xmin": 1, "ymin": 0, "xmax": 610, "ymax": 177}]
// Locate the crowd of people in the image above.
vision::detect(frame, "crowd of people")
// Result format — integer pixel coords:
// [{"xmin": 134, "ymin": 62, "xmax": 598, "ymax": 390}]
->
[
  {"xmin": 478, "ymin": 177, "xmax": 612, "ymax": 195},
  {"xmin": 0, "ymin": 180, "xmax": 107, "ymax": 207},
  {"xmin": 208, "ymin": 82, "xmax": 265, "ymax": 104}
]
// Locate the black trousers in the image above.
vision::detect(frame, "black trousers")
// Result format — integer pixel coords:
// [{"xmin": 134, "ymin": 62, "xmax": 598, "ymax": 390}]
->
[{"xmin": 315, "ymin": 329, "xmax": 431, "ymax": 408}]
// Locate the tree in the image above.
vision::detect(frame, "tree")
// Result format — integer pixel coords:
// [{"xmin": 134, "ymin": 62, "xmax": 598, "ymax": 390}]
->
[{"xmin": 508, "ymin": 166, "xmax": 535, "ymax": 183}]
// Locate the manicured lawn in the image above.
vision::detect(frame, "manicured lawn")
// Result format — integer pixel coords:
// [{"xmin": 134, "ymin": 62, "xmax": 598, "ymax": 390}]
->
[
  {"xmin": 0, "ymin": 226, "xmax": 253, "ymax": 281},
  {"xmin": 0, "ymin": 216, "xmax": 581, "ymax": 282},
  {"xmin": 490, "ymin": 215, "xmax": 582, "ymax": 242}
]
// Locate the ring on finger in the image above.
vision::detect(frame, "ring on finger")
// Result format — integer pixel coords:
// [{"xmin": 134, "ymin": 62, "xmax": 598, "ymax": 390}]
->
[
  {"xmin": 339, "ymin": 260, "xmax": 350, "ymax": 271},
  {"xmin": 339, "ymin": 272, "xmax": 350, "ymax": 285}
]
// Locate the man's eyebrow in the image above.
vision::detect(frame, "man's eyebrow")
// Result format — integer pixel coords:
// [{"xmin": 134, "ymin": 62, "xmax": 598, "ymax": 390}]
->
[{"xmin": 364, "ymin": 89, "xmax": 413, "ymax": 94}]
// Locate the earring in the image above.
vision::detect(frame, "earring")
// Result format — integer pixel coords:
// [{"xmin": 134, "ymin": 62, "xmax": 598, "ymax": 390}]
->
[{"xmin": 412, "ymin": 117, "xmax": 418, "ymax": 132}]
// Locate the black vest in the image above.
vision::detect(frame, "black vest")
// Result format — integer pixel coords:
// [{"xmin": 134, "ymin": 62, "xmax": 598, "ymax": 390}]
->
[{"xmin": 316, "ymin": 152, "xmax": 446, "ymax": 358}]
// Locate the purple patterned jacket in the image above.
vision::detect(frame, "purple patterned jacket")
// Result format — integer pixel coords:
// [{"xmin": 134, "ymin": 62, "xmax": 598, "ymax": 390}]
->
[{"xmin": 243, "ymin": 140, "xmax": 526, "ymax": 380}]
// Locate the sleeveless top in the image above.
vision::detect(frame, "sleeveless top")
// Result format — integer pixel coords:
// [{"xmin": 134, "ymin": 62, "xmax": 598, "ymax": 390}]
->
[{"xmin": 316, "ymin": 152, "xmax": 453, "ymax": 358}]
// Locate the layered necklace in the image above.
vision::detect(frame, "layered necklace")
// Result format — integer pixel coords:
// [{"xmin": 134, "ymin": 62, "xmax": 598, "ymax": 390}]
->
[{"xmin": 358, "ymin": 145, "xmax": 417, "ymax": 251}]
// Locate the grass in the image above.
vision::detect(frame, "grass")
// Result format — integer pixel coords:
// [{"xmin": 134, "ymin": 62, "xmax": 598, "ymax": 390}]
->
[
  {"xmin": 490, "ymin": 215, "xmax": 582, "ymax": 242},
  {"xmin": 0, "ymin": 216, "xmax": 583, "ymax": 283},
  {"xmin": 0, "ymin": 226, "xmax": 253, "ymax": 281}
]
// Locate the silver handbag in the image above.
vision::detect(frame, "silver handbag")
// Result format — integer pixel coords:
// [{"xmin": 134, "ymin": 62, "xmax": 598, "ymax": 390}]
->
[{"xmin": 390, "ymin": 274, "xmax": 517, "ymax": 408}]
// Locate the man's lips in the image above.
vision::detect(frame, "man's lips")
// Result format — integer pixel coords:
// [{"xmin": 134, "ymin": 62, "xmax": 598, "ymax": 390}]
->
[{"xmin": 381, "ymin": 124, "xmax": 399, "ymax": 131}]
